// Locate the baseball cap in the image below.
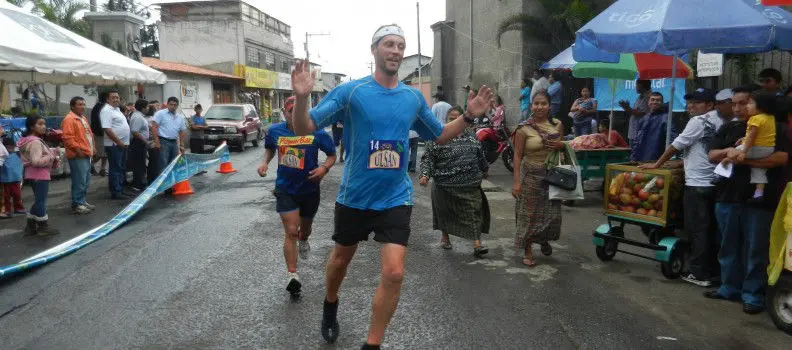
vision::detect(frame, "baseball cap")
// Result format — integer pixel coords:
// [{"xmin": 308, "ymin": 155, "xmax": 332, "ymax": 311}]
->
[
  {"xmin": 715, "ymin": 89, "xmax": 734, "ymax": 102},
  {"xmin": 684, "ymin": 88, "xmax": 717, "ymax": 102},
  {"xmin": 284, "ymin": 96, "xmax": 296, "ymax": 112}
]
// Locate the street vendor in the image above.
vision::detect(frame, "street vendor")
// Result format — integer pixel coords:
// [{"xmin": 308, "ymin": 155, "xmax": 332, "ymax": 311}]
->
[
  {"xmin": 631, "ymin": 92, "xmax": 676, "ymax": 162},
  {"xmin": 641, "ymin": 88, "xmax": 725, "ymax": 288}
]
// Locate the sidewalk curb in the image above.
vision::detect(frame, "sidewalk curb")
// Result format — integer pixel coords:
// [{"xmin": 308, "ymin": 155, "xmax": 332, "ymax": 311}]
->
[{"xmin": 481, "ymin": 179, "xmax": 502, "ymax": 193}]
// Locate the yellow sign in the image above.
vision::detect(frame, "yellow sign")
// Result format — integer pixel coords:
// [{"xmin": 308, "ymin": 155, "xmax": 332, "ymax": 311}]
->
[{"xmin": 234, "ymin": 64, "xmax": 277, "ymax": 89}]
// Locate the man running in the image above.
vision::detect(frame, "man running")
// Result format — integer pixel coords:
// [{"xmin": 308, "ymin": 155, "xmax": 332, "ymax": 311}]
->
[
  {"xmin": 257, "ymin": 96, "xmax": 336, "ymax": 298},
  {"xmin": 290, "ymin": 24, "xmax": 492, "ymax": 348}
]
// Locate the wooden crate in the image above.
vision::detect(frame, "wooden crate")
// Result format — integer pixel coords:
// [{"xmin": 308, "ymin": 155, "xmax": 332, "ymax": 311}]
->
[{"xmin": 603, "ymin": 161, "xmax": 685, "ymax": 226}]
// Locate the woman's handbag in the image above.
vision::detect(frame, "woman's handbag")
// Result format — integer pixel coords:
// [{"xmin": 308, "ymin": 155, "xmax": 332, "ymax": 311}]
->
[{"xmin": 545, "ymin": 145, "xmax": 584, "ymax": 200}]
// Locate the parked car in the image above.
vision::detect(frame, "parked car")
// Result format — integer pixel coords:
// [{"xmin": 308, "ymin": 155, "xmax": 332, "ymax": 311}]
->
[{"xmin": 202, "ymin": 103, "xmax": 263, "ymax": 151}]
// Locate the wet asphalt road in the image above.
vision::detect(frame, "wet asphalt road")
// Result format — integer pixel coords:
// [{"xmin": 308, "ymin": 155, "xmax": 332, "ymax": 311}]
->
[{"xmin": 0, "ymin": 144, "xmax": 790, "ymax": 349}]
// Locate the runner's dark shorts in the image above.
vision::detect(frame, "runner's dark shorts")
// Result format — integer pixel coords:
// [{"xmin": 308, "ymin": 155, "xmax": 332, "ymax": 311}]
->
[
  {"xmin": 333, "ymin": 203, "xmax": 412, "ymax": 246},
  {"xmin": 274, "ymin": 190, "xmax": 321, "ymax": 218}
]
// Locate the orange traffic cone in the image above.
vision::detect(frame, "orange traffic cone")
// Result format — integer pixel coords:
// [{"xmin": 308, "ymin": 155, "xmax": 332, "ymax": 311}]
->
[
  {"xmin": 171, "ymin": 179, "xmax": 194, "ymax": 196},
  {"xmin": 217, "ymin": 161, "xmax": 238, "ymax": 174}
]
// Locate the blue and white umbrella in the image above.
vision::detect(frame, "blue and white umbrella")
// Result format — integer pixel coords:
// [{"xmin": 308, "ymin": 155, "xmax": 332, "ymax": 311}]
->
[{"xmin": 541, "ymin": 46, "xmax": 576, "ymax": 69}]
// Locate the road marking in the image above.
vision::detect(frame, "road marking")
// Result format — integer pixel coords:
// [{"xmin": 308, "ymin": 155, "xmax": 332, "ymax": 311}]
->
[{"xmin": 656, "ymin": 336, "xmax": 678, "ymax": 341}]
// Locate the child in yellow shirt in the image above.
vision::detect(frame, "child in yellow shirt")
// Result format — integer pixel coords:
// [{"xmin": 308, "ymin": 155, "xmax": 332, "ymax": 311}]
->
[{"xmin": 724, "ymin": 91, "xmax": 776, "ymax": 199}]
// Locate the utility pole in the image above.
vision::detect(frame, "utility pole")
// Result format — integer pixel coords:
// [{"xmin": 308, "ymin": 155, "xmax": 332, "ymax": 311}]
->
[
  {"xmin": 416, "ymin": 2, "xmax": 422, "ymax": 95},
  {"xmin": 304, "ymin": 32, "xmax": 330, "ymax": 70}
]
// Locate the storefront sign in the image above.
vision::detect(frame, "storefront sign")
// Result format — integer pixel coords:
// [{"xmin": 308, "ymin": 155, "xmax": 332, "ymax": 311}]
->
[
  {"xmin": 696, "ymin": 51, "xmax": 723, "ymax": 77},
  {"xmin": 234, "ymin": 64, "xmax": 277, "ymax": 89},
  {"xmin": 277, "ymin": 72, "xmax": 292, "ymax": 90},
  {"xmin": 181, "ymin": 81, "xmax": 199, "ymax": 107}
]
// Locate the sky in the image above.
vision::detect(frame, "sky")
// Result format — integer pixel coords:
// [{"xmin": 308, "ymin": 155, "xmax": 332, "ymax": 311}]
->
[{"xmin": 144, "ymin": 0, "xmax": 446, "ymax": 79}]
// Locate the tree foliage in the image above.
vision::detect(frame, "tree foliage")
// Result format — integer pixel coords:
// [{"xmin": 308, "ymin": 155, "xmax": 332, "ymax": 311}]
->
[{"xmin": 32, "ymin": 0, "xmax": 90, "ymax": 37}]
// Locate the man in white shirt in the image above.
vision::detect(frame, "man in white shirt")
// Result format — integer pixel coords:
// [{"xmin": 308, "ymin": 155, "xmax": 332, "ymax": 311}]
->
[
  {"xmin": 641, "ymin": 88, "xmax": 724, "ymax": 287},
  {"xmin": 431, "ymin": 93, "xmax": 452, "ymax": 126},
  {"xmin": 99, "ymin": 89, "xmax": 131, "ymax": 200},
  {"xmin": 530, "ymin": 69, "xmax": 550, "ymax": 104}
]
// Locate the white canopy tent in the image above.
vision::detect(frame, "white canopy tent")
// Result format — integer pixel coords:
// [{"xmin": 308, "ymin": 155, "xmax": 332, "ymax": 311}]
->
[{"xmin": 0, "ymin": 1, "xmax": 166, "ymax": 85}]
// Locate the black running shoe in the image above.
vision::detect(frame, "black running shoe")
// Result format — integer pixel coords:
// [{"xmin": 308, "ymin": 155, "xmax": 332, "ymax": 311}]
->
[
  {"xmin": 321, "ymin": 299, "xmax": 340, "ymax": 343},
  {"xmin": 286, "ymin": 273, "xmax": 302, "ymax": 297}
]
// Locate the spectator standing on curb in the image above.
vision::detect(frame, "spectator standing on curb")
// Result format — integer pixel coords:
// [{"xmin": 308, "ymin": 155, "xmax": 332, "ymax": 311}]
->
[
  {"xmin": 152, "ymin": 97, "xmax": 186, "ymax": 171},
  {"xmin": 758, "ymin": 68, "xmax": 783, "ymax": 96},
  {"xmin": 530, "ymin": 69, "xmax": 549, "ymax": 104},
  {"xmin": 129, "ymin": 99, "xmax": 151, "ymax": 190},
  {"xmin": 520, "ymin": 79, "xmax": 532, "ymax": 121},
  {"xmin": 18, "ymin": 115, "xmax": 59, "ymax": 236},
  {"xmin": 640, "ymin": 88, "xmax": 724, "ymax": 287},
  {"xmin": 1, "ymin": 137, "xmax": 25, "ymax": 219},
  {"xmin": 190, "ymin": 104, "xmax": 208, "ymax": 154},
  {"xmin": 431, "ymin": 92, "xmax": 452, "ymax": 126},
  {"xmin": 100, "ymin": 90, "xmax": 131, "ymax": 200},
  {"xmin": 62, "ymin": 96, "xmax": 96, "ymax": 214},
  {"xmin": 90, "ymin": 92, "xmax": 108, "ymax": 176},
  {"xmin": 704, "ymin": 84, "xmax": 789, "ymax": 315},
  {"xmin": 145, "ymin": 104, "xmax": 160, "ymax": 184},
  {"xmin": 619, "ymin": 80, "xmax": 652, "ymax": 147}
]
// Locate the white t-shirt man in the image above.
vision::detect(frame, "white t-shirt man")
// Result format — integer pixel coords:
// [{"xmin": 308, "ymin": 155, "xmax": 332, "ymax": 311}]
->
[
  {"xmin": 671, "ymin": 109, "xmax": 724, "ymax": 187},
  {"xmin": 530, "ymin": 76, "xmax": 550, "ymax": 103},
  {"xmin": 99, "ymin": 104, "xmax": 130, "ymax": 147},
  {"xmin": 431, "ymin": 101, "xmax": 452, "ymax": 125}
]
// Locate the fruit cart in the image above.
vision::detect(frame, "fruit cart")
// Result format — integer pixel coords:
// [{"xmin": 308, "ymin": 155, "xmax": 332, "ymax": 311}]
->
[
  {"xmin": 592, "ymin": 161, "xmax": 687, "ymax": 279},
  {"xmin": 574, "ymin": 147, "xmax": 631, "ymax": 182}
]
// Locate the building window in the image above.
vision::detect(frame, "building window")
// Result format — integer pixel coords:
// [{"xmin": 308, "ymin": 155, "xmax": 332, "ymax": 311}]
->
[
  {"xmin": 266, "ymin": 16, "xmax": 277, "ymax": 32},
  {"xmin": 241, "ymin": 4, "xmax": 261, "ymax": 26},
  {"xmin": 283, "ymin": 25, "xmax": 291, "ymax": 36},
  {"xmin": 281, "ymin": 57, "xmax": 291, "ymax": 73},
  {"xmin": 246, "ymin": 47, "xmax": 259, "ymax": 66},
  {"xmin": 264, "ymin": 51, "xmax": 275, "ymax": 70}
]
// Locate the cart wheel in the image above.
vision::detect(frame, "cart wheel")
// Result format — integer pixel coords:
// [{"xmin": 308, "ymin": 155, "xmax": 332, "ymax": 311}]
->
[
  {"xmin": 768, "ymin": 275, "xmax": 792, "ymax": 335},
  {"xmin": 660, "ymin": 243, "xmax": 685, "ymax": 279},
  {"xmin": 595, "ymin": 227, "xmax": 622, "ymax": 262}
]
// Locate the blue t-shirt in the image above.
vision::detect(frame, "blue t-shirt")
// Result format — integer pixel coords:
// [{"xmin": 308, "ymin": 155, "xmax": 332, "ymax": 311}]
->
[
  {"xmin": 310, "ymin": 76, "xmax": 444, "ymax": 210},
  {"xmin": 520, "ymin": 86, "xmax": 531, "ymax": 112},
  {"xmin": 191, "ymin": 115, "xmax": 206, "ymax": 126},
  {"xmin": 264, "ymin": 122, "xmax": 335, "ymax": 195}
]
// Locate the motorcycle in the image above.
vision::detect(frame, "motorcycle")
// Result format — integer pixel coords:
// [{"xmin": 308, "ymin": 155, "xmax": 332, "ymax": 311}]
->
[{"xmin": 475, "ymin": 116, "xmax": 514, "ymax": 172}]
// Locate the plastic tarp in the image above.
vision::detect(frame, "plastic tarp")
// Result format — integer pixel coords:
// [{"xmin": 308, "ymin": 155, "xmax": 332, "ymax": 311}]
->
[{"xmin": 0, "ymin": 2, "xmax": 167, "ymax": 85}]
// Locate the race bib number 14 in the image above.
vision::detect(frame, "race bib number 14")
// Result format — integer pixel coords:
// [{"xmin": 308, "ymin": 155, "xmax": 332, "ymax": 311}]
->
[{"xmin": 368, "ymin": 140, "xmax": 403, "ymax": 169}]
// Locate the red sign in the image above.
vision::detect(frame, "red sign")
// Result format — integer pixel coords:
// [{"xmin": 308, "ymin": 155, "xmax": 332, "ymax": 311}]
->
[{"xmin": 762, "ymin": 0, "xmax": 792, "ymax": 6}]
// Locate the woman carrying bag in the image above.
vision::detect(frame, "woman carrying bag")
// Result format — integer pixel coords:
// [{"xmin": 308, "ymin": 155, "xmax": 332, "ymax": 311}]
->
[{"xmin": 512, "ymin": 91, "xmax": 565, "ymax": 267}]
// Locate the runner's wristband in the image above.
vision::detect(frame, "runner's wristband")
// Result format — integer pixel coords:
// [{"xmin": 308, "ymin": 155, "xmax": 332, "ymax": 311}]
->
[{"xmin": 463, "ymin": 111, "xmax": 475, "ymax": 124}]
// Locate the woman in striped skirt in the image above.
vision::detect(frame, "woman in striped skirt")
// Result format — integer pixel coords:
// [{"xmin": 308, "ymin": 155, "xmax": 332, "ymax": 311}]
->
[
  {"xmin": 512, "ymin": 91, "xmax": 565, "ymax": 267},
  {"xmin": 419, "ymin": 106, "xmax": 491, "ymax": 258}
]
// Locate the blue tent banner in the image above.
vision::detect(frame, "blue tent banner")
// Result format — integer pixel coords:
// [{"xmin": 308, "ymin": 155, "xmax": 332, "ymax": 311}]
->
[
  {"xmin": 594, "ymin": 78, "xmax": 686, "ymax": 112},
  {"xmin": 0, "ymin": 143, "xmax": 232, "ymax": 278}
]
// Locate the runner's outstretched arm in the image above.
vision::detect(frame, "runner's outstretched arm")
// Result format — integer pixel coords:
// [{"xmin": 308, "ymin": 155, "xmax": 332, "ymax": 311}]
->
[
  {"xmin": 291, "ymin": 60, "xmax": 317, "ymax": 136},
  {"xmin": 435, "ymin": 86, "xmax": 493, "ymax": 145}
]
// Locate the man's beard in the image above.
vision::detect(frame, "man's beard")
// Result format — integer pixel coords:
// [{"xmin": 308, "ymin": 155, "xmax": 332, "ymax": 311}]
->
[{"xmin": 377, "ymin": 59, "xmax": 400, "ymax": 76}]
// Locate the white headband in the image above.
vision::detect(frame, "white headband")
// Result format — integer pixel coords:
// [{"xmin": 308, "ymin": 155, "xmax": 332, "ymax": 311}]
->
[{"xmin": 372, "ymin": 25, "xmax": 405, "ymax": 45}]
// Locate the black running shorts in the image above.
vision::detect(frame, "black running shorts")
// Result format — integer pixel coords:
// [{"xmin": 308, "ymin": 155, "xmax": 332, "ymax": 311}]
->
[
  {"xmin": 332, "ymin": 203, "xmax": 412, "ymax": 246},
  {"xmin": 274, "ymin": 190, "xmax": 321, "ymax": 218}
]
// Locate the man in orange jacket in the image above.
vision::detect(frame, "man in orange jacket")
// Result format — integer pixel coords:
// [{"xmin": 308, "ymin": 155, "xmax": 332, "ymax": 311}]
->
[{"xmin": 62, "ymin": 96, "xmax": 96, "ymax": 214}]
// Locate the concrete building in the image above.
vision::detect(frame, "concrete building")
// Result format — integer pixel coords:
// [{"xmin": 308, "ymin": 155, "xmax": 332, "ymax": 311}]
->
[
  {"xmin": 156, "ymin": 0, "xmax": 294, "ymax": 117},
  {"xmin": 401, "ymin": 62, "xmax": 432, "ymax": 104},
  {"xmin": 432, "ymin": 0, "xmax": 616, "ymax": 125},
  {"xmin": 142, "ymin": 58, "xmax": 244, "ymax": 111},
  {"xmin": 398, "ymin": 54, "xmax": 432, "ymax": 81}
]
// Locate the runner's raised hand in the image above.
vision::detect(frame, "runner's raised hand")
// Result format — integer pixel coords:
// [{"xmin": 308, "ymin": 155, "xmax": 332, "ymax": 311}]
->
[
  {"xmin": 291, "ymin": 60, "xmax": 316, "ymax": 98},
  {"xmin": 466, "ymin": 86, "xmax": 494, "ymax": 117}
]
